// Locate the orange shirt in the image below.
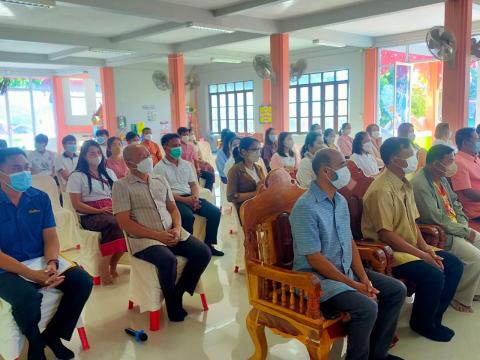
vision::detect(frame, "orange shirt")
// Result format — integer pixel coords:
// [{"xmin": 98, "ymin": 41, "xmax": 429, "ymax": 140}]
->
[
  {"xmin": 451, "ymin": 151, "xmax": 480, "ymax": 219},
  {"xmin": 141, "ymin": 140, "xmax": 163, "ymax": 165}
]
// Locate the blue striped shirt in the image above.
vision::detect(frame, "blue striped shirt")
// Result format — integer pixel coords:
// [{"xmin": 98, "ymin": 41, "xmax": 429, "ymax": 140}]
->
[{"xmin": 290, "ymin": 181, "xmax": 356, "ymax": 302}]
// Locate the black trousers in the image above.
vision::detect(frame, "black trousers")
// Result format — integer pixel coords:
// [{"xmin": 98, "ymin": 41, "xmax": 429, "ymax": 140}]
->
[
  {"xmin": 199, "ymin": 170, "xmax": 215, "ymax": 191},
  {"xmin": 176, "ymin": 198, "xmax": 221, "ymax": 246},
  {"xmin": 392, "ymin": 250, "xmax": 463, "ymax": 330},
  {"xmin": 0, "ymin": 266, "xmax": 92, "ymax": 352},
  {"xmin": 134, "ymin": 236, "xmax": 211, "ymax": 315}
]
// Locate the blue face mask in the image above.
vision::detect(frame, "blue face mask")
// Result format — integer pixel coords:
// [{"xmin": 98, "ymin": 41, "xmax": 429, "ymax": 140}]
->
[
  {"xmin": 66, "ymin": 144, "xmax": 77, "ymax": 153},
  {"xmin": 96, "ymin": 136, "xmax": 106, "ymax": 145},
  {"xmin": 2, "ymin": 171, "xmax": 32, "ymax": 192}
]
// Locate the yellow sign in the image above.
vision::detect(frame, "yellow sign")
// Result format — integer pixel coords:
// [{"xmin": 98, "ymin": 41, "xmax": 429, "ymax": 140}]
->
[{"xmin": 259, "ymin": 105, "xmax": 272, "ymax": 124}]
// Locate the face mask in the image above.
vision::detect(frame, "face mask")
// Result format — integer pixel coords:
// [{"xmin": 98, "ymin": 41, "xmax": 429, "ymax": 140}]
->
[
  {"xmin": 144, "ymin": 134, "xmax": 152, "ymax": 141},
  {"xmin": 96, "ymin": 136, "xmax": 106, "ymax": 145},
  {"xmin": 35, "ymin": 143, "xmax": 46, "ymax": 152},
  {"xmin": 88, "ymin": 156, "xmax": 102, "ymax": 167},
  {"xmin": 398, "ymin": 155, "xmax": 418, "ymax": 174},
  {"xmin": 247, "ymin": 150, "xmax": 261, "ymax": 163},
  {"xmin": 328, "ymin": 166, "xmax": 351, "ymax": 190},
  {"xmin": 112, "ymin": 146, "xmax": 122, "ymax": 156},
  {"xmin": 362, "ymin": 141, "xmax": 374, "ymax": 153},
  {"xmin": 131, "ymin": 141, "xmax": 140, "ymax": 146},
  {"xmin": 371, "ymin": 131, "xmax": 380, "ymax": 139},
  {"xmin": 1, "ymin": 170, "xmax": 32, "ymax": 192},
  {"xmin": 407, "ymin": 133, "xmax": 415, "ymax": 142},
  {"xmin": 285, "ymin": 139, "xmax": 294, "ymax": 149},
  {"xmin": 435, "ymin": 162, "xmax": 458, "ymax": 178},
  {"xmin": 65, "ymin": 144, "xmax": 77, "ymax": 153},
  {"xmin": 181, "ymin": 135, "xmax": 190, "ymax": 144},
  {"xmin": 269, "ymin": 134, "xmax": 278, "ymax": 143},
  {"xmin": 170, "ymin": 146, "xmax": 182, "ymax": 159},
  {"xmin": 136, "ymin": 157, "xmax": 153, "ymax": 174}
]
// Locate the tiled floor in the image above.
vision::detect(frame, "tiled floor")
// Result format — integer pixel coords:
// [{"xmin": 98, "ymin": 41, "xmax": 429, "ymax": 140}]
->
[{"xmin": 12, "ymin": 210, "xmax": 480, "ymax": 360}]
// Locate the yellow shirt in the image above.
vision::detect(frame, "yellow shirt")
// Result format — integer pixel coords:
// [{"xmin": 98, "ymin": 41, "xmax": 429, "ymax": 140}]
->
[{"xmin": 362, "ymin": 169, "xmax": 423, "ymax": 265}]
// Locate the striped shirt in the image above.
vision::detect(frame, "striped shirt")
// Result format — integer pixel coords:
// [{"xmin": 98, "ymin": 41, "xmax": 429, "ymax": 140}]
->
[
  {"xmin": 290, "ymin": 181, "xmax": 356, "ymax": 302},
  {"xmin": 112, "ymin": 172, "xmax": 189, "ymax": 254}
]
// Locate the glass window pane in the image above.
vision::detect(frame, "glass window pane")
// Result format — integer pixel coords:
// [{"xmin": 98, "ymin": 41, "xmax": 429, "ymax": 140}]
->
[
  {"xmin": 289, "ymin": 118, "xmax": 297, "ymax": 132},
  {"xmin": 338, "ymin": 83, "xmax": 348, "ymax": 99},
  {"xmin": 238, "ymin": 120, "xmax": 245, "ymax": 132},
  {"xmin": 33, "ymin": 90, "xmax": 56, "ymax": 144},
  {"xmin": 336, "ymin": 70, "xmax": 349, "ymax": 81},
  {"xmin": 325, "ymin": 117, "xmax": 334, "ymax": 129},
  {"xmin": 246, "ymin": 92, "xmax": 253, "ymax": 105},
  {"xmin": 300, "ymin": 87, "xmax": 309, "ymax": 102},
  {"xmin": 301, "ymin": 118, "xmax": 309, "ymax": 133},
  {"xmin": 312, "ymin": 117, "xmax": 321, "ymax": 125},
  {"xmin": 212, "ymin": 120, "xmax": 219, "ymax": 133},
  {"xmin": 298, "ymin": 75, "xmax": 309, "ymax": 85},
  {"xmin": 221, "ymin": 120, "xmax": 227, "ymax": 130},
  {"xmin": 69, "ymin": 78, "xmax": 85, "ymax": 97},
  {"xmin": 247, "ymin": 120, "xmax": 254, "ymax": 133},
  {"xmin": 290, "ymin": 78, "xmax": 297, "ymax": 86},
  {"xmin": 289, "ymin": 88, "xmax": 297, "ymax": 103},
  {"xmin": 237, "ymin": 106, "xmax": 245, "ymax": 119},
  {"xmin": 219, "ymin": 94, "xmax": 226, "ymax": 107},
  {"xmin": 289, "ymin": 103, "xmax": 297, "ymax": 117},
  {"xmin": 210, "ymin": 95, "xmax": 217, "ymax": 107},
  {"xmin": 310, "ymin": 73, "xmax": 322, "ymax": 83},
  {"xmin": 338, "ymin": 116, "xmax": 348, "ymax": 126},
  {"xmin": 244, "ymin": 81, "xmax": 254, "ymax": 90},
  {"xmin": 312, "ymin": 102, "xmax": 321, "ymax": 117},
  {"xmin": 218, "ymin": 83, "xmax": 226, "ymax": 92},
  {"xmin": 209, "ymin": 84, "xmax": 217, "ymax": 93},
  {"xmin": 9, "ymin": 90, "xmax": 33, "ymax": 150},
  {"xmin": 325, "ymin": 85, "xmax": 334, "ymax": 100},
  {"xmin": 323, "ymin": 72, "xmax": 335, "ymax": 82},
  {"xmin": 228, "ymin": 107, "xmax": 235, "ymax": 119},
  {"xmin": 71, "ymin": 97, "xmax": 87, "ymax": 116},
  {"xmin": 338, "ymin": 100, "xmax": 348, "ymax": 116},
  {"xmin": 220, "ymin": 107, "xmax": 227, "ymax": 119},
  {"xmin": 236, "ymin": 93, "xmax": 244, "ymax": 106},
  {"xmin": 300, "ymin": 102, "xmax": 309, "ymax": 117},
  {"xmin": 228, "ymin": 93, "xmax": 235, "ymax": 106},
  {"xmin": 226, "ymin": 82, "xmax": 235, "ymax": 92},
  {"xmin": 0, "ymin": 94, "xmax": 8, "ymax": 143},
  {"xmin": 325, "ymin": 101, "xmax": 334, "ymax": 116},
  {"xmin": 312, "ymin": 86, "xmax": 321, "ymax": 101},
  {"xmin": 235, "ymin": 82, "xmax": 244, "ymax": 91},
  {"xmin": 211, "ymin": 107, "xmax": 218, "ymax": 120},
  {"xmin": 246, "ymin": 106, "xmax": 254, "ymax": 119}
]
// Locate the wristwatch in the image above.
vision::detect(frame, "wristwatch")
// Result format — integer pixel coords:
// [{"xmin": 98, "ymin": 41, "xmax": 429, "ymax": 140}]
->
[{"xmin": 47, "ymin": 259, "xmax": 59, "ymax": 270}]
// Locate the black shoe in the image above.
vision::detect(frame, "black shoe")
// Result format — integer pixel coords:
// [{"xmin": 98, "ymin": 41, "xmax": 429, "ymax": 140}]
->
[
  {"xmin": 209, "ymin": 246, "xmax": 224, "ymax": 256},
  {"xmin": 410, "ymin": 322, "xmax": 454, "ymax": 342},
  {"xmin": 28, "ymin": 345, "xmax": 46, "ymax": 360},
  {"xmin": 383, "ymin": 355, "xmax": 405, "ymax": 360},
  {"xmin": 42, "ymin": 333, "xmax": 74, "ymax": 360}
]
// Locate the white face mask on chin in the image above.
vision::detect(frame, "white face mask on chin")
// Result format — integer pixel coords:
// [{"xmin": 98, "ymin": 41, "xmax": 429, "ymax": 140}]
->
[{"xmin": 399, "ymin": 155, "xmax": 418, "ymax": 174}]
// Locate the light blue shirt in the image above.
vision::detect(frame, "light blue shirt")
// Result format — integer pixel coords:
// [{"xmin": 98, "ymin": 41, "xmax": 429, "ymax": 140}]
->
[
  {"xmin": 215, "ymin": 149, "xmax": 228, "ymax": 178},
  {"xmin": 290, "ymin": 181, "xmax": 356, "ymax": 302}
]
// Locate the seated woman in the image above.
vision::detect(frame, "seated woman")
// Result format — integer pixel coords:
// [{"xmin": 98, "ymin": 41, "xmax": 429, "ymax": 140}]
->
[
  {"xmin": 261, "ymin": 127, "xmax": 277, "ymax": 172},
  {"xmin": 297, "ymin": 131, "xmax": 326, "ymax": 188},
  {"xmin": 310, "ymin": 123, "xmax": 322, "ymax": 135},
  {"xmin": 350, "ymin": 131, "xmax": 380, "ymax": 178},
  {"xmin": 324, "ymin": 128, "xmax": 339, "ymax": 150},
  {"xmin": 433, "ymin": 122, "xmax": 457, "ymax": 152},
  {"xmin": 216, "ymin": 130, "xmax": 237, "ymax": 184},
  {"xmin": 66, "ymin": 140, "xmax": 126, "ymax": 285},
  {"xmin": 106, "ymin": 137, "xmax": 128, "ymax": 179},
  {"xmin": 366, "ymin": 123, "xmax": 384, "ymax": 167},
  {"xmin": 270, "ymin": 132, "xmax": 300, "ymax": 178},
  {"xmin": 337, "ymin": 122, "xmax": 353, "ymax": 157},
  {"xmin": 398, "ymin": 122, "xmax": 426, "ymax": 173},
  {"xmin": 223, "ymin": 136, "xmax": 241, "ymax": 180},
  {"xmin": 227, "ymin": 137, "xmax": 265, "ymax": 214}
]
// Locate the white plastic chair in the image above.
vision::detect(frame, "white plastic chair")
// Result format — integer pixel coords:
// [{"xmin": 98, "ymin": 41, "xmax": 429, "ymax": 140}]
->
[{"xmin": 197, "ymin": 140, "xmax": 215, "ymax": 169}]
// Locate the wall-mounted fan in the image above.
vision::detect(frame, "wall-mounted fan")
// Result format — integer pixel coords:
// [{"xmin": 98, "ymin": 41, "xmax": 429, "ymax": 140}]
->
[
  {"xmin": 152, "ymin": 70, "xmax": 172, "ymax": 91},
  {"xmin": 253, "ymin": 55, "xmax": 276, "ymax": 83},
  {"xmin": 472, "ymin": 36, "xmax": 480, "ymax": 62},
  {"xmin": 426, "ymin": 26, "xmax": 456, "ymax": 64},
  {"xmin": 0, "ymin": 77, "xmax": 10, "ymax": 95},
  {"xmin": 290, "ymin": 59, "xmax": 307, "ymax": 82},
  {"xmin": 185, "ymin": 66, "xmax": 200, "ymax": 90}
]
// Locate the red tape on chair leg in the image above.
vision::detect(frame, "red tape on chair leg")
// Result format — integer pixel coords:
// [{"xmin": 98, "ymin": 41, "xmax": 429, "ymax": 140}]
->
[
  {"xmin": 76, "ymin": 244, "xmax": 81, "ymax": 250},
  {"xmin": 234, "ymin": 266, "xmax": 239, "ymax": 273},
  {"xmin": 200, "ymin": 293, "xmax": 209, "ymax": 311},
  {"xmin": 77, "ymin": 327, "xmax": 90, "ymax": 351},
  {"xmin": 150, "ymin": 310, "xmax": 161, "ymax": 331},
  {"xmin": 128, "ymin": 300, "xmax": 134, "ymax": 310},
  {"xmin": 93, "ymin": 276, "xmax": 101, "ymax": 286}
]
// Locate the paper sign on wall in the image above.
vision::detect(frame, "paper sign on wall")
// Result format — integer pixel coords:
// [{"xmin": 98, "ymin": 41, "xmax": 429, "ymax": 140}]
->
[{"xmin": 259, "ymin": 105, "xmax": 272, "ymax": 124}]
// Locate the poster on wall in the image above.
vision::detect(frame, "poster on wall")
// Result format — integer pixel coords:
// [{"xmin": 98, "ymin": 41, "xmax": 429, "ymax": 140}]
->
[
  {"xmin": 142, "ymin": 105, "xmax": 158, "ymax": 123},
  {"xmin": 259, "ymin": 105, "xmax": 272, "ymax": 124},
  {"xmin": 394, "ymin": 63, "xmax": 412, "ymax": 133}
]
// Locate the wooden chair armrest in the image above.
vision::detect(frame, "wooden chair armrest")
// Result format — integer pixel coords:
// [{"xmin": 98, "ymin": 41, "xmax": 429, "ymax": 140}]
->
[
  {"xmin": 418, "ymin": 224, "xmax": 446, "ymax": 248},
  {"xmin": 356, "ymin": 244, "xmax": 388, "ymax": 274},
  {"xmin": 355, "ymin": 240, "xmax": 393, "ymax": 275}
]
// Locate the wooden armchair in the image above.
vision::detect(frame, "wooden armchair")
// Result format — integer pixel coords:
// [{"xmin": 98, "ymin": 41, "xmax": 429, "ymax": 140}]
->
[{"xmin": 239, "ymin": 169, "xmax": 389, "ymax": 360}]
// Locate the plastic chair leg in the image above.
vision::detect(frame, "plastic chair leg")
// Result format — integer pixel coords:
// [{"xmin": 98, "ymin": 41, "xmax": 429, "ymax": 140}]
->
[
  {"xmin": 128, "ymin": 300, "xmax": 134, "ymax": 310},
  {"xmin": 200, "ymin": 293, "xmax": 209, "ymax": 311},
  {"xmin": 234, "ymin": 266, "xmax": 239, "ymax": 273},
  {"xmin": 150, "ymin": 310, "xmax": 161, "ymax": 331},
  {"xmin": 93, "ymin": 276, "xmax": 101, "ymax": 286},
  {"xmin": 77, "ymin": 327, "xmax": 90, "ymax": 351},
  {"xmin": 76, "ymin": 244, "xmax": 81, "ymax": 250}
]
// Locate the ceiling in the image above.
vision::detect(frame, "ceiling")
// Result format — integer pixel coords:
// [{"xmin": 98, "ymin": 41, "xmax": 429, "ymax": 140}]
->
[{"xmin": 0, "ymin": 0, "xmax": 473, "ymax": 73}]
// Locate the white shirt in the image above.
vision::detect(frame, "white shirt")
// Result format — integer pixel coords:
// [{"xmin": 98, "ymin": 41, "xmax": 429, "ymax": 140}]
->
[
  {"xmin": 350, "ymin": 153, "xmax": 380, "ymax": 177},
  {"xmin": 55, "ymin": 153, "xmax": 78, "ymax": 187},
  {"xmin": 66, "ymin": 169, "xmax": 117, "ymax": 203},
  {"xmin": 27, "ymin": 150, "xmax": 56, "ymax": 176},
  {"xmin": 153, "ymin": 157, "xmax": 197, "ymax": 195},
  {"xmin": 433, "ymin": 139, "xmax": 457, "ymax": 152},
  {"xmin": 281, "ymin": 155, "xmax": 296, "ymax": 168},
  {"xmin": 245, "ymin": 166, "xmax": 261, "ymax": 183},
  {"xmin": 100, "ymin": 144, "xmax": 108, "ymax": 158},
  {"xmin": 224, "ymin": 157, "xmax": 235, "ymax": 179},
  {"xmin": 296, "ymin": 153, "xmax": 315, "ymax": 188}
]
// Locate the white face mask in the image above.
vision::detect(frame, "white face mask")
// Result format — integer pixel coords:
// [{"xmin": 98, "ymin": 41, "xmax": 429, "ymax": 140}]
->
[
  {"xmin": 144, "ymin": 134, "xmax": 152, "ymax": 141},
  {"xmin": 285, "ymin": 138, "xmax": 294, "ymax": 149},
  {"xmin": 328, "ymin": 166, "xmax": 351, "ymax": 189},
  {"xmin": 269, "ymin": 134, "xmax": 278, "ymax": 143},
  {"xmin": 362, "ymin": 141, "xmax": 374, "ymax": 153},
  {"xmin": 136, "ymin": 157, "xmax": 153, "ymax": 174},
  {"xmin": 88, "ymin": 156, "xmax": 102, "ymax": 167},
  {"xmin": 181, "ymin": 135, "xmax": 190, "ymax": 144},
  {"xmin": 398, "ymin": 155, "xmax": 418, "ymax": 174},
  {"xmin": 371, "ymin": 131, "xmax": 380, "ymax": 139},
  {"xmin": 131, "ymin": 141, "xmax": 140, "ymax": 145}
]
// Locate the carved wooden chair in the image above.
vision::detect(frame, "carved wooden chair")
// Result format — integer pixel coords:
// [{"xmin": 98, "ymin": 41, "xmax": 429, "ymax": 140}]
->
[{"xmin": 240, "ymin": 169, "xmax": 389, "ymax": 360}]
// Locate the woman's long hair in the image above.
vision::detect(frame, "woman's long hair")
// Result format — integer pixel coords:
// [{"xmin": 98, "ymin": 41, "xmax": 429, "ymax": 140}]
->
[
  {"xmin": 338, "ymin": 123, "xmax": 349, "ymax": 136},
  {"xmin": 264, "ymin": 127, "xmax": 276, "ymax": 146},
  {"xmin": 324, "ymin": 128, "xmax": 335, "ymax": 145},
  {"xmin": 277, "ymin": 132, "xmax": 294, "ymax": 158},
  {"xmin": 106, "ymin": 136, "xmax": 121, "ymax": 158},
  {"xmin": 233, "ymin": 137, "xmax": 259, "ymax": 164},
  {"xmin": 222, "ymin": 131, "xmax": 237, "ymax": 158},
  {"xmin": 352, "ymin": 131, "xmax": 367, "ymax": 155},
  {"xmin": 75, "ymin": 140, "xmax": 114, "ymax": 193},
  {"xmin": 301, "ymin": 132, "xmax": 322, "ymax": 158}
]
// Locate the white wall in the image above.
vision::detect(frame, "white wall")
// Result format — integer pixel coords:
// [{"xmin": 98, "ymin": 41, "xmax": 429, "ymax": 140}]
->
[{"xmin": 114, "ymin": 65, "xmax": 172, "ymax": 144}]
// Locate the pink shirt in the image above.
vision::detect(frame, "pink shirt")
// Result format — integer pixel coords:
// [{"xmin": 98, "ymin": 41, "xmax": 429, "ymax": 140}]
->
[
  {"xmin": 451, "ymin": 151, "xmax": 480, "ymax": 219},
  {"xmin": 181, "ymin": 143, "xmax": 198, "ymax": 168},
  {"xmin": 106, "ymin": 157, "xmax": 129, "ymax": 179},
  {"xmin": 337, "ymin": 135, "xmax": 353, "ymax": 157}
]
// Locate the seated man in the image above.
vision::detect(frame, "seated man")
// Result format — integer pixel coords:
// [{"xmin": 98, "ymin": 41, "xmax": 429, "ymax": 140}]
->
[
  {"xmin": 0, "ymin": 148, "xmax": 92, "ymax": 360},
  {"xmin": 412, "ymin": 144, "xmax": 480, "ymax": 313},
  {"xmin": 55, "ymin": 134, "xmax": 78, "ymax": 190},
  {"xmin": 27, "ymin": 133, "xmax": 56, "ymax": 176},
  {"xmin": 154, "ymin": 134, "xmax": 223, "ymax": 256},
  {"xmin": 113, "ymin": 145, "xmax": 211, "ymax": 322},
  {"xmin": 362, "ymin": 137, "xmax": 463, "ymax": 342},
  {"xmin": 95, "ymin": 129, "xmax": 109, "ymax": 158},
  {"xmin": 141, "ymin": 127, "xmax": 163, "ymax": 166},
  {"xmin": 450, "ymin": 128, "xmax": 480, "ymax": 229},
  {"xmin": 290, "ymin": 148, "xmax": 406, "ymax": 360}
]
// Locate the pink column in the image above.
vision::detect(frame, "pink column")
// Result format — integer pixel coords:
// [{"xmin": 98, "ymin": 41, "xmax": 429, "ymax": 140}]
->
[
  {"xmin": 263, "ymin": 78, "xmax": 271, "ymax": 131},
  {"xmin": 168, "ymin": 53, "xmax": 186, "ymax": 130},
  {"xmin": 99, "ymin": 67, "xmax": 117, "ymax": 134},
  {"xmin": 442, "ymin": 0, "xmax": 472, "ymax": 132},
  {"xmin": 363, "ymin": 48, "xmax": 378, "ymax": 129},
  {"xmin": 270, "ymin": 34, "xmax": 289, "ymax": 132}
]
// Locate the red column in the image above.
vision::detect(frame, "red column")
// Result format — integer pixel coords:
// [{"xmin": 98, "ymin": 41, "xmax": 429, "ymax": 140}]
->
[
  {"xmin": 363, "ymin": 48, "xmax": 378, "ymax": 129},
  {"xmin": 99, "ymin": 67, "xmax": 117, "ymax": 134},
  {"xmin": 168, "ymin": 53, "xmax": 186, "ymax": 131},
  {"xmin": 262, "ymin": 78, "xmax": 271, "ymax": 131},
  {"xmin": 270, "ymin": 33, "xmax": 289, "ymax": 132},
  {"xmin": 442, "ymin": 0, "xmax": 472, "ymax": 132}
]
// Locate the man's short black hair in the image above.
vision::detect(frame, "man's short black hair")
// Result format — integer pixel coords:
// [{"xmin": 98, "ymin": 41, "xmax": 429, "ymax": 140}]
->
[
  {"xmin": 142, "ymin": 127, "xmax": 151, "ymax": 134},
  {"xmin": 455, "ymin": 127, "xmax": 475, "ymax": 149},
  {"xmin": 125, "ymin": 131, "xmax": 138, "ymax": 141},
  {"xmin": 34, "ymin": 133, "xmax": 48, "ymax": 144},
  {"xmin": 177, "ymin": 127, "xmax": 189, "ymax": 135},
  {"xmin": 62, "ymin": 135, "xmax": 76, "ymax": 145},
  {"xmin": 161, "ymin": 133, "xmax": 180, "ymax": 148},
  {"xmin": 426, "ymin": 144, "xmax": 455, "ymax": 164},
  {"xmin": 312, "ymin": 149, "xmax": 332, "ymax": 176},
  {"xmin": 397, "ymin": 123, "xmax": 413, "ymax": 138},
  {"xmin": 0, "ymin": 147, "xmax": 27, "ymax": 166},
  {"xmin": 0, "ymin": 139, "xmax": 8, "ymax": 149},
  {"xmin": 95, "ymin": 129, "xmax": 109, "ymax": 138},
  {"xmin": 380, "ymin": 137, "xmax": 411, "ymax": 165}
]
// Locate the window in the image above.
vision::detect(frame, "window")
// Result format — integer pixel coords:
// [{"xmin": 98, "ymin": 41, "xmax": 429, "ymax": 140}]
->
[
  {"xmin": 69, "ymin": 78, "xmax": 87, "ymax": 116},
  {"xmin": 289, "ymin": 70, "xmax": 349, "ymax": 133},
  {"xmin": 209, "ymin": 80, "xmax": 254, "ymax": 134}
]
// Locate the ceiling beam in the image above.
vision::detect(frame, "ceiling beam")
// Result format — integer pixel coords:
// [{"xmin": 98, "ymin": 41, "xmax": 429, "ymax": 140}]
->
[
  {"xmin": 105, "ymin": 54, "xmax": 163, "ymax": 67},
  {"xmin": 304, "ymin": 28, "xmax": 373, "ymax": 48},
  {"xmin": 59, "ymin": 0, "xmax": 277, "ymax": 34},
  {"xmin": 173, "ymin": 32, "xmax": 265, "ymax": 53},
  {"xmin": 0, "ymin": 51, "xmax": 105, "ymax": 67},
  {"xmin": 212, "ymin": 0, "xmax": 285, "ymax": 17},
  {"xmin": 277, "ymin": 0, "xmax": 444, "ymax": 33},
  {"xmin": 110, "ymin": 22, "xmax": 188, "ymax": 43},
  {"xmin": 48, "ymin": 46, "xmax": 89, "ymax": 60}
]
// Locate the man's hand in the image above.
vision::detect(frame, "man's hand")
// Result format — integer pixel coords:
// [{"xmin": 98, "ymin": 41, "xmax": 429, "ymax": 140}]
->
[
  {"xmin": 468, "ymin": 229, "xmax": 479, "ymax": 243},
  {"xmin": 168, "ymin": 227, "xmax": 181, "ymax": 241},
  {"xmin": 354, "ymin": 277, "xmax": 379, "ymax": 300},
  {"xmin": 191, "ymin": 196, "xmax": 202, "ymax": 211},
  {"xmin": 156, "ymin": 231, "xmax": 178, "ymax": 246},
  {"xmin": 421, "ymin": 250, "xmax": 444, "ymax": 271},
  {"xmin": 99, "ymin": 206, "xmax": 113, "ymax": 214},
  {"xmin": 184, "ymin": 196, "xmax": 198, "ymax": 209},
  {"xmin": 24, "ymin": 269, "xmax": 65, "ymax": 288}
]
